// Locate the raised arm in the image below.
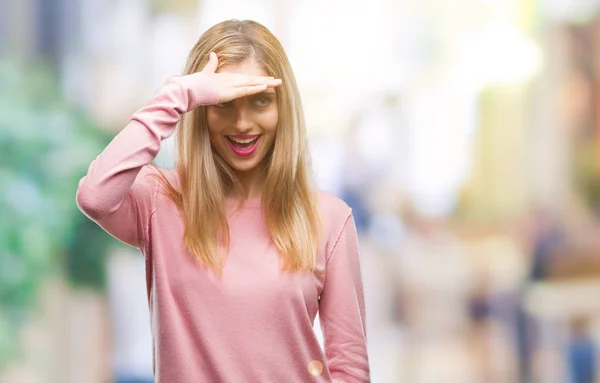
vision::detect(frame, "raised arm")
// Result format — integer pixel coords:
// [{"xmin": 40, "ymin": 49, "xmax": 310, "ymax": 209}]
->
[{"xmin": 76, "ymin": 52, "xmax": 281, "ymax": 249}]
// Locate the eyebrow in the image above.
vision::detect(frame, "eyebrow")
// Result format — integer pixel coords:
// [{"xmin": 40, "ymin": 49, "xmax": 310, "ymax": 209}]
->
[{"xmin": 255, "ymin": 90, "xmax": 276, "ymax": 96}]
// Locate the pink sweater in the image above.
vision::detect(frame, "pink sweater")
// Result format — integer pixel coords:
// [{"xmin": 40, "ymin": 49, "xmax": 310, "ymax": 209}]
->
[{"xmin": 76, "ymin": 73, "xmax": 370, "ymax": 382}]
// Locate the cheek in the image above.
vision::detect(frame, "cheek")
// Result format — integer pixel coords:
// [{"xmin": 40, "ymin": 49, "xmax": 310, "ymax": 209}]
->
[
  {"xmin": 261, "ymin": 110, "xmax": 278, "ymax": 150},
  {"xmin": 260, "ymin": 108, "xmax": 279, "ymax": 133},
  {"xmin": 206, "ymin": 109, "xmax": 225, "ymax": 137}
]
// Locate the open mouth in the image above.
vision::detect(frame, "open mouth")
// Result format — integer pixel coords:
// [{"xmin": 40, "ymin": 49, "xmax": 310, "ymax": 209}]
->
[{"xmin": 225, "ymin": 135, "xmax": 261, "ymax": 156}]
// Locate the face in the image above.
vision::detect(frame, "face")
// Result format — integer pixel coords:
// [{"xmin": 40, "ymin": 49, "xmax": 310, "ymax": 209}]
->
[{"xmin": 206, "ymin": 58, "xmax": 279, "ymax": 174}]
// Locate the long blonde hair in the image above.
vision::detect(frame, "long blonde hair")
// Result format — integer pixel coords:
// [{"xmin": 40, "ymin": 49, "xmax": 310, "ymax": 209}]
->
[{"xmin": 155, "ymin": 20, "xmax": 321, "ymax": 275}]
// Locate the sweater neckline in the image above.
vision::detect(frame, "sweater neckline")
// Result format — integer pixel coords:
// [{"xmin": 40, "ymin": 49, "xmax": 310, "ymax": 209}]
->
[{"xmin": 224, "ymin": 197, "xmax": 262, "ymax": 208}]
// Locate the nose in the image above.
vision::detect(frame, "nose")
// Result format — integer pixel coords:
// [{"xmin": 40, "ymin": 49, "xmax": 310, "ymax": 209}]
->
[{"xmin": 233, "ymin": 105, "xmax": 253, "ymax": 133}]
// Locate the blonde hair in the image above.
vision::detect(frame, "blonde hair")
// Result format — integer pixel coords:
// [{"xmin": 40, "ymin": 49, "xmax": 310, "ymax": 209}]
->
[{"xmin": 154, "ymin": 20, "xmax": 321, "ymax": 276}]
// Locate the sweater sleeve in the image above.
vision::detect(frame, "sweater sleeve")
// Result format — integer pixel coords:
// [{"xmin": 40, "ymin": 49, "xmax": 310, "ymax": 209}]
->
[
  {"xmin": 76, "ymin": 73, "xmax": 219, "ymax": 249},
  {"xmin": 319, "ymin": 213, "xmax": 370, "ymax": 382}
]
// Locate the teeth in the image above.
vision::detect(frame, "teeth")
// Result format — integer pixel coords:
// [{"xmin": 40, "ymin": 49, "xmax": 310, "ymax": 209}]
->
[{"xmin": 228, "ymin": 136, "xmax": 259, "ymax": 144}]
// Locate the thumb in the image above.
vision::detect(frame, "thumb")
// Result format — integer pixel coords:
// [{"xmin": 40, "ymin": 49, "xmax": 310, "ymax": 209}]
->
[{"xmin": 202, "ymin": 52, "xmax": 219, "ymax": 74}]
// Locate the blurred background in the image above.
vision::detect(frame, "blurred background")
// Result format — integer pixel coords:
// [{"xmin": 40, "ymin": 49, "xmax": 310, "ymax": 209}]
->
[{"xmin": 3, "ymin": 0, "xmax": 600, "ymax": 382}]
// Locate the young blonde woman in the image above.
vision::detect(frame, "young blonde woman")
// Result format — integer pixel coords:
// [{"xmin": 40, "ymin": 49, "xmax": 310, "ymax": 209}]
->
[{"xmin": 77, "ymin": 19, "xmax": 370, "ymax": 382}]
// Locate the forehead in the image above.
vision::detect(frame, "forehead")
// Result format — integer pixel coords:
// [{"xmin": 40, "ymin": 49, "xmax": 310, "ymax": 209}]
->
[{"xmin": 217, "ymin": 57, "xmax": 269, "ymax": 77}]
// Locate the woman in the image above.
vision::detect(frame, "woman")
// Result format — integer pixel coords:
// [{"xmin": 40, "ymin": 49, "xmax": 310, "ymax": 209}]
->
[{"xmin": 77, "ymin": 19, "xmax": 370, "ymax": 382}]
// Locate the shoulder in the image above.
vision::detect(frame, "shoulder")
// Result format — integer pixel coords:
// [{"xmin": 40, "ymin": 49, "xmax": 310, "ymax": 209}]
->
[
  {"xmin": 132, "ymin": 166, "xmax": 179, "ymax": 198},
  {"xmin": 136, "ymin": 166, "xmax": 178, "ymax": 186},
  {"xmin": 315, "ymin": 190, "xmax": 354, "ymax": 249},
  {"xmin": 315, "ymin": 189, "xmax": 352, "ymax": 220}
]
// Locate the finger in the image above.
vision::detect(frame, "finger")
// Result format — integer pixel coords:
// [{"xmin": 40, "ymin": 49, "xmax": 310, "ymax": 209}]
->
[
  {"xmin": 201, "ymin": 52, "xmax": 219, "ymax": 74},
  {"xmin": 265, "ymin": 78, "xmax": 282, "ymax": 87},
  {"xmin": 235, "ymin": 84, "xmax": 269, "ymax": 98},
  {"xmin": 236, "ymin": 77, "xmax": 282, "ymax": 87},
  {"xmin": 245, "ymin": 78, "xmax": 281, "ymax": 87}
]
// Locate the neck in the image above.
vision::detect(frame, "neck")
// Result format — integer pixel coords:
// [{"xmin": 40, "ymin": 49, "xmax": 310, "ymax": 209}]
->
[{"xmin": 235, "ymin": 165, "xmax": 264, "ymax": 200}]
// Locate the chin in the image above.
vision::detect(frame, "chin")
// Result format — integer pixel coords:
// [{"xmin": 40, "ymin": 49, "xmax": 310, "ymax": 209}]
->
[{"xmin": 227, "ymin": 158, "xmax": 263, "ymax": 173}]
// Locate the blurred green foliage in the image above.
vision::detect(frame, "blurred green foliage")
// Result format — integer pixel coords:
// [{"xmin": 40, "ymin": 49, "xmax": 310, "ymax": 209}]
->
[{"xmin": 0, "ymin": 58, "xmax": 118, "ymax": 369}]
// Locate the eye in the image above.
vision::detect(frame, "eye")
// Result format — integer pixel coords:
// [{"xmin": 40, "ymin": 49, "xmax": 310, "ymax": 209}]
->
[
  {"xmin": 255, "ymin": 97, "xmax": 270, "ymax": 107},
  {"xmin": 215, "ymin": 101, "xmax": 232, "ymax": 108}
]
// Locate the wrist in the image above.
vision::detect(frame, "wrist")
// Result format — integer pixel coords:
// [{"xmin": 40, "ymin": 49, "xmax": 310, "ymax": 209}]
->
[{"xmin": 166, "ymin": 72, "xmax": 219, "ymax": 110}]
